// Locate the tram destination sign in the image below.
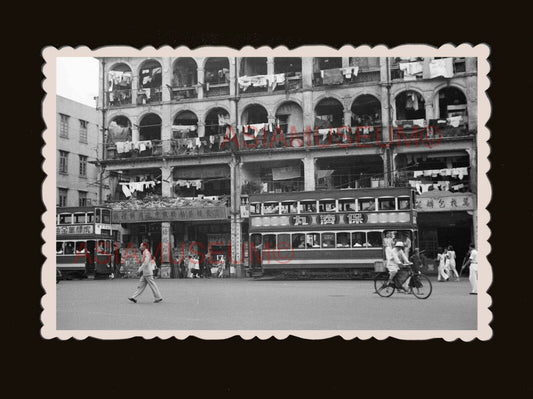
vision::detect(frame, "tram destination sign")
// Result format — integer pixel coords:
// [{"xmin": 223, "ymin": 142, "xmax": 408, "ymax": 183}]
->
[
  {"xmin": 112, "ymin": 206, "xmax": 229, "ymax": 223},
  {"xmin": 56, "ymin": 224, "xmax": 94, "ymax": 235}
]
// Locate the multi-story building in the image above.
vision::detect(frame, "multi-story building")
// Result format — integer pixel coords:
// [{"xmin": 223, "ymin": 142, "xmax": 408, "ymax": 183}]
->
[
  {"xmin": 57, "ymin": 95, "xmax": 108, "ymax": 207},
  {"xmin": 96, "ymin": 56, "xmax": 478, "ymax": 277}
]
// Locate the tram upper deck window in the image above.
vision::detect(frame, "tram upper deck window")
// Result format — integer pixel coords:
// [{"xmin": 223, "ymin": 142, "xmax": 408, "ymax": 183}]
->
[
  {"xmin": 86, "ymin": 212, "xmax": 94, "ymax": 223},
  {"xmin": 292, "ymin": 233, "xmax": 306, "ymax": 249},
  {"xmin": 319, "ymin": 200, "xmax": 337, "ymax": 213},
  {"xmin": 367, "ymin": 232, "xmax": 383, "ymax": 247},
  {"xmin": 56, "ymin": 242, "xmax": 64, "ymax": 254},
  {"xmin": 336, "ymin": 232, "xmax": 351, "ymax": 248},
  {"xmin": 59, "ymin": 213, "xmax": 72, "ymax": 224},
  {"xmin": 95, "ymin": 208, "xmax": 101, "ymax": 223},
  {"xmin": 338, "ymin": 199, "xmax": 356, "ymax": 212},
  {"xmin": 378, "ymin": 198, "xmax": 395, "ymax": 211},
  {"xmin": 321, "ymin": 232, "xmax": 335, "ymax": 248},
  {"xmin": 359, "ymin": 198, "xmax": 376, "ymax": 211},
  {"xmin": 280, "ymin": 201, "xmax": 297, "ymax": 214},
  {"xmin": 300, "ymin": 200, "xmax": 317, "ymax": 213},
  {"xmin": 263, "ymin": 234, "xmax": 277, "ymax": 249},
  {"xmin": 102, "ymin": 209, "xmax": 111, "ymax": 224},
  {"xmin": 306, "ymin": 233, "xmax": 320, "ymax": 248},
  {"xmin": 74, "ymin": 213, "xmax": 86, "ymax": 224},
  {"xmin": 250, "ymin": 203, "xmax": 261, "ymax": 215},
  {"xmin": 398, "ymin": 197, "xmax": 410, "ymax": 210},
  {"xmin": 263, "ymin": 202, "xmax": 279, "ymax": 215},
  {"xmin": 352, "ymin": 232, "xmax": 367, "ymax": 247}
]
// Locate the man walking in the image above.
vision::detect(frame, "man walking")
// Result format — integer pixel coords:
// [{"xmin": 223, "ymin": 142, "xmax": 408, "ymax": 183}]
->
[
  {"xmin": 462, "ymin": 243, "xmax": 478, "ymax": 295},
  {"xmin": 128, "ymin": 242, "xmax": 163, "ymax": 303}
]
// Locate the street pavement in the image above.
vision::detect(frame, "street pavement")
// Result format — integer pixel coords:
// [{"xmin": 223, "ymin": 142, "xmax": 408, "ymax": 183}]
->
[{"xmin": 56, "ymin": 277, "xmax": 477, "ymax": 330}]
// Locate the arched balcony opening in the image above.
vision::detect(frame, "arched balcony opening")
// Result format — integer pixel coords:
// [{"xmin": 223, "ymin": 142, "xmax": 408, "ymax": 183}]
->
[
  {"xmin": 395, "ymin": 90, "xmax": 426, "ymax": 125},
  {"xmin": 137, "ymin": 60, "xmax": 162, "ymax": 105},
  {"xmin": 204, "ymin": 108, "xmax": 231, "ymax": 153},
  {"xmin": 171, "ymin": 111, "xmax": 200, "ymax": 155},
  {"xmin": 275, "ymin": 101, "xmax": 304, "ymax": 135},
  {"xmin": 429, "ymin": 86, "xmax": 469, "ymax": 137},
  {"xmin": 204, "ymin": 58, "xmax": 230, "ymax": 97},
  {"xmin": 315, "ymin": 98, "xmax": 344, "ymax": 129},
  {"xmin": 107, "ymin": 63, "xmax": 132, "ymax": 107},
  {"xmin": 238, "ymin": 58, "xmax": 268, "ymax": 94},
  {"xmin": 351, "ymin": 95, "xmax": 381, "ymax": 127},
  {"xmin": 273, "ymin": 57, "xmax": 302, "ymax": 91},
  {"xmin": 137, "ymin": 113, "xmax": 162, "ymax": 156},
  {"xmin": 313, "ymin": 57, "xmax": 343, "ymax": 86},
  {"xmin": 105, "ymin": 116, "xmax": 132, "ymax": 159},
  {"xmin": 170, "ymin": 58, "xmax": 198, "ymax": 100},
  {"xmin": 240, "ymin": 104, "xmax": 269, "ymax": 149}
]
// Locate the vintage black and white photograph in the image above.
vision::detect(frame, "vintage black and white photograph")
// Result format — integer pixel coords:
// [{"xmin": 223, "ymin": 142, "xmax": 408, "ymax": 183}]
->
[{"xmin": 41, "ymin": 45, "xmax": 491, "ymax": 339}]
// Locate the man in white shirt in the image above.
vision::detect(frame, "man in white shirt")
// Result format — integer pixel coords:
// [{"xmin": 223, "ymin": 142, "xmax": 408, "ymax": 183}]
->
[
  {"xmin": 386, "ymin": 241, "xmax": 411, "ymax": 290},
  {"xmin": 464, "ymin": 243, "xmax": 478, "ymax": 295},
  {"xmin": 128, "ymin": 242, "xmax": 163, "ymax": 303}
]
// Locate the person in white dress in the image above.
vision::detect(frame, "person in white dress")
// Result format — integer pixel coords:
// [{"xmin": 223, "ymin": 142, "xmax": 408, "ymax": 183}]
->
[
  {"xmin": 437, "ymin": 247, "xmax": 449, "ymax": 282},
  {"xmin": 446, "ymin": 245, "xmax": 459, "ymax": 281},
  {"xmin": 463, "ymin": 243, "xmax": 478, "ymax": 295}
]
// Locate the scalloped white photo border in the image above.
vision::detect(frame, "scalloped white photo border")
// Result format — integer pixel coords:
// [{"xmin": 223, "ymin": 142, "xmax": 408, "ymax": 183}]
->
[{"xmin": 41, "ymin": 44, "xmax": 491, "ymax": 340}]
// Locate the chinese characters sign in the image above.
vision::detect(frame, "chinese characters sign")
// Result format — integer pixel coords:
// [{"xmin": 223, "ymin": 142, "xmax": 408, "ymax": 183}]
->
[
  {"xmin": 56, "ymin": 224, "xmax": 94, "ymax": 235},
  {"xmin": 112, "ymin": 206, "xmax": 229, "ymax": 223},
  {"xmin": 415, "ymin": 194, "xmax": 475, "ymax": 212}
]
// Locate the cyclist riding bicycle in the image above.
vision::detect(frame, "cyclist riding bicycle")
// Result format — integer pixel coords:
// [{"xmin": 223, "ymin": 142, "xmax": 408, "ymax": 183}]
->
[{"xmin": 386, "ymin": 241, "xmax": 412, "ymax": 291}]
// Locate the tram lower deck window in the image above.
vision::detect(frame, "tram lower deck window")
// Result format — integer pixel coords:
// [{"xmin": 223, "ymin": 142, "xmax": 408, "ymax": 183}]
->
[
  {"xmin": 321, "ymin": 233, "xmax": 335, "ymax": 248},
  {"xmin": 337, "ymin": 232, "xmax": 350, "ymax": 247},
  {"xmin": 306, "ymin": 233, "xmax": 320, "ymax": 248},
  {"xmin": 352, "ymin": 232, "xmax": 367, "ymax": 247},
  {"xmin": 56, "ymin": 242, "xmax": 64, "ymax": 254},
  {"xmin": 292, "ymin": 233, "xmax": 305, "ymax": 249},
  {"xmin": 367, "ymin": 232, "xmax": 383, "ymax": 247},
  {"xmin": 263, "ymin": 234, "xmax": 276, "ymax": 249}
]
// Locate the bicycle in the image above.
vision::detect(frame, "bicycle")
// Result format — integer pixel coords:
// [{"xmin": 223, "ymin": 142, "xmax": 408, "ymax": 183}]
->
[{"xmin": 373, "ymin": 263, "xmax": 433, "ymax": 299}]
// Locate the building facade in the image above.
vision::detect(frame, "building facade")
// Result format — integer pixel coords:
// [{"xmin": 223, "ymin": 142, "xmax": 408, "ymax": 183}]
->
[
  {"xmin": 57, "ymin": 95, "xmax": 108, "ymax": 207},
  {"xmin": 97, "ymin": 56, "xmax": 478, "ymax": 277}
]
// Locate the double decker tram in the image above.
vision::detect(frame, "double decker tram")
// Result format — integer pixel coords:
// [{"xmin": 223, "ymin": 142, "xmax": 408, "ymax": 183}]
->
[
  {"xmin": 248, "ymin": 187, "xmax": 418, "ymax": 279},
  {"xmin": 56, "ymin": 206, "xmax": 115, "ymax": 279}
]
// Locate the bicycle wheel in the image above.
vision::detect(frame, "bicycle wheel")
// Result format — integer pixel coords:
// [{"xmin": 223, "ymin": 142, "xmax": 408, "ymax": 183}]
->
[
  {"xmin": 374, "ymin": 272, "xmax": 395, "ymax": 297},
  {"xmin": 411, "ymin": 274, "xmax": 432, "ymax": 299}
]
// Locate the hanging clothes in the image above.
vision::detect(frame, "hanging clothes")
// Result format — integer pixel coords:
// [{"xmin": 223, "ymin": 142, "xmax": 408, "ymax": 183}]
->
[
  {"xmin": 321, "ymin": 68, "xmax": 344, "ymax": 85},
  {"xmin": 429, "ymin": 58, "xmax": 454, "ymax": 79}
]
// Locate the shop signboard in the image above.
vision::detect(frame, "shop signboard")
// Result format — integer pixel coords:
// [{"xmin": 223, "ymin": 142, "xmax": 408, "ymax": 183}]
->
[
  {"xmin": 112, "ymin": 206, "xmax": 229, "ymax": 223},
  {"xmin": 56, "ymin": 224, "xmax": 94, "ymax": 235},
  {"xmin": 415, "ymin": 193, "xmax": 475, "ymax": 212}
]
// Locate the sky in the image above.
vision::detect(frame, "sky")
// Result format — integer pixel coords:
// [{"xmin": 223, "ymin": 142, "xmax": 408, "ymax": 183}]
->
[{"xmin": 56, "ymin": 57, "xmax": 99, "ymax": 108}]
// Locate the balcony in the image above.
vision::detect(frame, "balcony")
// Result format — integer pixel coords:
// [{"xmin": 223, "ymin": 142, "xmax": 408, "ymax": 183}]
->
[
  {"xmin": 107, "ymin": 89, "xmax": 132, "ymax": 108},
  {"xmin": 393, "ymin": 117, "xmax": 473, "ymax": 142},
  {"xmin": 136, "ymin": 87, "xmax": 162, "ymax": 105},
  {"xmin": 105, "ymin": 140, "xmax": 163, "ymax": 160},
  {"xmin": 241, "ymin": 180, "xmax": 304, "ymax": 195},
  {"xmin": 167, "ymin": 84, "xmax": 198, "ymax": 101}
]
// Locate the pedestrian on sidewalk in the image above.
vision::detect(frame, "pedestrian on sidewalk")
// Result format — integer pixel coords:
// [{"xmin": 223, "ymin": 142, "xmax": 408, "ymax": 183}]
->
[
  {"xmin": 446, "ymin": 245, "xmax": 460, "ymax": 281},
  {"xmin": 436, "ymin": 247, "xmax": 449, "ymax": 282},
  {"xmin": 462, "ymin": 243, "xmax": 478, "ymax": 295},
  {"xmin": 128, "ymin": 242, "xmax": 163, "ymax": 303}
]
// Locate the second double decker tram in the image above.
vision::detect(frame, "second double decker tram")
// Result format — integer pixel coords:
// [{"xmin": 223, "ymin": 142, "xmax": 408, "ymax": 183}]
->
[{"xmin": 248, "ymin": 187, "xmax": 418, "ymax": 278}]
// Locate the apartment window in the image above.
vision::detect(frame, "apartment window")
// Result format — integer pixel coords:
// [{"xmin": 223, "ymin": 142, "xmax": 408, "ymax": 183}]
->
[
  {"xmin": 79, "ymin": 155, "xmax": 88, "ymax": 177},
  {"xmin": 58, "ymin": 188, "xmax": 68, "ymax": 207},
  {"xmin": 59, "ymin": 151, "xmax": 68, "ymax": 174},
  {"xmin": 59, "ymin": 114, "xmax": 69, "ymax": 138},
  {"xmin": 78, "ymin": 191, "xmax": 88, "ymax": 207},
  {"xmin": 79, "ymin": 120, "xmax": 88, "ymax": 143}
]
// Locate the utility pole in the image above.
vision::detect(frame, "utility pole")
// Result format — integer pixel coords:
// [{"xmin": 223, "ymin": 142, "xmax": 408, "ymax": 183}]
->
[{"xmin": 98, "ymin": 58, "xmax": 107, "ymax": 205}]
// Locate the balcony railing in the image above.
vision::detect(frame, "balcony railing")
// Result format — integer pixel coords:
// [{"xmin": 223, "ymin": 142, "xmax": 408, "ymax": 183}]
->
[
  {"xmin": 168, "ymin": 84, "xmax": 198, "ymax": 100},
  {"xmin": 136, "ymin": 87, "xmax": 162, "ymax": 105},
  {"xmin": 105, "ymin": 140, "xmax": 162, "ymax": 160},
  {"xmin": 393, "ymin": 118, "xmax": 473, "ymax": 141},
  {"xmin": 241, "ymin": 180, "xmax": 305, "ymax": 195},
  {"xmin": 107, "ymin": 89, "xmax": 132, "ymax": 107}
]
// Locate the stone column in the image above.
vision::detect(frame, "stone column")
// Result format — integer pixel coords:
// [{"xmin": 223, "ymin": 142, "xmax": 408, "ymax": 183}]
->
[
  {"xmin": 161, "ymin": 101, "xmax": 171, "ymax": 155},
  {"xmin": 132, "ymin": 123, "xmax": 140, "ymax": 142},
  {"xmin": 466, "ymin": 75, "xmax": 477, "ymax": 131},
  {"xmin": 302, "ymin": 154, "xmax": 316, "ymax": 191},
  {"xmin": 302, "ymin": 57, "xmax": 313, "ymax": 89},
  {"xmin": 197, "ymin": 67, "xmax": 205, "ymax": 99},
  {"xmin": 465, "ymin": 57, "xmax": 477, "ymax": 73},
  {"xmin": 343, "ymin": 108, "xmax": 352, "ymax": 128},
  {"xmin": 267, "ymin": 57, "xmax": 275, "ymax": 93},
  {"xmin": 132, "ymin": 75, "xmax": 139, "ymax": 106},
  {"xmin": 422, "ymin": 58, "xmax": 431, "ymax": 79},
  {"xmin": 197, "ymin": 122, "xmax": 205, "ymax": 139},
  {"xmin": 302, "ymin": 91, "xmax": 314, "ymax": 131},
  {"xmin": 424, "ymin": 95, "xmax": 434, "ymax": 121},
  {"xmin": 380, "ymin": 84, "xmax": 391, "ymax": 142},
  {"xmin": 162, "ymin": 58, "xmax": 172, "ymax": 102},
  {"xmin": 160, "ymin": 221, "xmax": 171, "ymax": 278},
  {"xmin": 161, "ymin": 165, "xmax": 174, "ymax": 198},
  {"xmin": 465, "ymin": 147, "xmax": 477, "ymax": 194},
  {"xmin": 230, "ymin": 57, "xmax": 237, "ymax": 97}
]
